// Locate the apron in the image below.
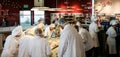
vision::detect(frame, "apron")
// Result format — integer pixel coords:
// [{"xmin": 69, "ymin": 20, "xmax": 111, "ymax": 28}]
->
[
  {"xmin": 89, "ymin": 31, "xmax": 99, "ymax": 47},
  {"xmin": 107, "ymin": 37, "xmax": 116, "ymax": 54}
]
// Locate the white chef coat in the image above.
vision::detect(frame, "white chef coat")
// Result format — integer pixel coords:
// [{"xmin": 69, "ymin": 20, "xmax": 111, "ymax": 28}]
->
[
  {"xmin": 78, "ymin": 27, "xmax": 94, "ymax": 51},
  {"xmin": 89, "ymin": 22, "xmax": 99, "ymax": 47},
  {"xmin": 58, "ymin": 24, "xmax": 85, "ymax": 57},
  {"xmin": 106, "ymin": 26, "xmax": 117, "ymax": 54},
  {"xmin": 1, "ymin": 26, "xmax": 23, "ymax": 57},
  {"xmin": 1, "ymin": 35, "xmax": 19, "ymax": 57},
  {"xmin": 18, "ymin": 35, "xmax": 34, "ymax": 57},
  {"xmin": 44, "ymin": 26, "xmax": 54, "ymax": 38},
  {"xmin": 28, "ymin": 36, "xmax": 51, "ymax": 57}
]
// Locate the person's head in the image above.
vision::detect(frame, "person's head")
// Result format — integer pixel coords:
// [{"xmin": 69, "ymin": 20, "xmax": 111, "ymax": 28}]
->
[
  {"xmin": 12, "ymin": 26, "xmax": 23, "ymax": 38},
  {"xmin": 59, "ymin": 18, "xmax": 68, "ymax": 29},
  {"xmin": 24, "ymin": 28, "xmax": 34, "ymax": 36},
  {"xmin": 110, "ymin": 20, "xmax": 118, "ymax": 28},
  {"xmin": 38, "ymin": 19, "xmax": 44, "ymax": 24},
  {"xmin": 49, "ymin": 24, "xmax": 55, "ymax": 30},
  {"xmin": 34, "ymin": 28, "xmax": 42, "ymax": 37}
]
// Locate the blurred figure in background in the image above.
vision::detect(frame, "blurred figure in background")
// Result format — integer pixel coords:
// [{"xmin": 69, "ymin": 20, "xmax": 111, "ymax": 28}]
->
[
  {"xmin": 55, "ymin": 18, "xmax": 60, "ymax": 26},
  {"xmin": 76, "ymin": 21, "xmax": 94, "ymax": 57},
  {"xmin": 106, "ymin": 20, "xmax": 118, "ymax": 57},
  {"xmin": 89, "ymin": 17, "xmax": 100, "ymax": 57},
  {"xmin": 36, "ymin": 19, "xmax": 45, "ymax": 32},
  {"xmin": 28, "ymin": 19, "xmax": 45, "ymax": 36},
  {"xmin": 1, "ymin": 26, "xmax": 23, "ymax": 57},
  {"xmin": 58, "ymin": 18, "xmax": 85, "ymax": 57},
  {"xmin": 44, "ymin": 24, "xmax": 55, "ymax": 38},
  {"xmin": 28, "ymin": 28, "xmax": 51, "ymax": 57},
  {"xmin": 2, "ymin": 18, "xmax": 8, "ymax": 27},
  {"xmin": 18, "ymin": 28, "xmax": 34, "ymax": 57}
]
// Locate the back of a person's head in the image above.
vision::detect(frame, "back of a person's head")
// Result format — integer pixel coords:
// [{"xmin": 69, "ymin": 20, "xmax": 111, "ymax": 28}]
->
[
  {"xmin": 59, "ymin": 18, "xmax": 67, "ymax": 25},
  {"xmin": 38, "ymin": 19, "xmax": 44, "ymax": 24},
  {"xmin": 34, "ymin": 28, "xmax": 42, "ymax": 36},
  {"xmin": 38, "ymin": 19, "xmax": 42, "ymax": 22}
]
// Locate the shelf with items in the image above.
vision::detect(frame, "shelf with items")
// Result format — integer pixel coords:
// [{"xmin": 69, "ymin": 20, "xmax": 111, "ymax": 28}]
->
[{"xmin": 63, "ymin": 15, "xmax": 77, "ymax": 24}]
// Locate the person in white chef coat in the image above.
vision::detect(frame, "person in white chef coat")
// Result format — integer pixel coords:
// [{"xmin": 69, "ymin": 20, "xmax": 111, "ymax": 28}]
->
[
  {"xmin": 89, "ymin": 17, "xmax": 100, "ymax": 57},
  {"xmin": 18, "ymin": 28, "xmax": 34, "ymax": 57},
  {"xmin": 44, "ymin": 24, "xmax": 55, "ymax": 38},
  {"xmin": 28, "ymin": 28, "xmax": 52, "ymax": 57},
  {"xmin": 1, "ymin": 26, "xmax": 23, "ymax": 57},
  {"xmin": 106, "ymin": 20, "xmax": 118, "ymax": 57},
  {"xmin": 76, "ymin": 21, "xmax": 94, "ymax": 57},
  {"xmin": 58, "ymin": 18, "xmax": 85, "ymax": 57}
]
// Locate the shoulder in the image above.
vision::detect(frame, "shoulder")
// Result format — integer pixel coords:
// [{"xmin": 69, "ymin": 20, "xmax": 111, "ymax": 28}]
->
[
  {"xmin": 7, "ymin": 35, "xmax": 13, "ymax": 37},
  {"xmin": 106, "ymin": 27, "xmax": 114, "ymax": 33},
  {"xmin": 6, "ymin": 35, "xmax": 13, "ymax": 40},
  {"xmin": 108, "ymin": 26, "xmax": 113, "ymax": 30}
]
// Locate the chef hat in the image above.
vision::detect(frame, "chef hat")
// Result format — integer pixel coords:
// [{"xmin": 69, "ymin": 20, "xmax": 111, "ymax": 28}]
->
[
  {"xmin": 12, "ymin": 26, "xmax": 23, "ymax": 36},
  {"xmin": 110, "ymin": 20, "xmax": 117, "ymax": 25},
  {"xmin": 50, "ymin": 24, "xmax": 55, "ymax": 28},
  {"xmin": 91, "ymin": 15, "xmax": 98, "ymax": 22}
]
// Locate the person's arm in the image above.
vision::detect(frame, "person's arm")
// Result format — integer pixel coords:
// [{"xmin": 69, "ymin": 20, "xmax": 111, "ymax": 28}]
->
[
  {"xmin": 58, "ymin": 35, "xmax": 68, "ymax": 57},
  {"xmin": 95, "ymin": 25, "xmax": 100, "ymax": 33},
  {"xmin": 9, "ymin": 39, "xmax": 18, "ymax": 56},
  {"xmin": 46, "ymin": 41, "xmax": 52, "ymax": 57},
  {"xmin": 44, "ymin": 28, "xmax": 48, "ymax": 38}
]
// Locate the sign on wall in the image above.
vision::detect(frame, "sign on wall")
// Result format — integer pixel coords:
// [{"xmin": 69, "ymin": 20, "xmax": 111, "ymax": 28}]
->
[{"xmin": 34, "ymin": 0, "xmax": 44, "ymax": 7}]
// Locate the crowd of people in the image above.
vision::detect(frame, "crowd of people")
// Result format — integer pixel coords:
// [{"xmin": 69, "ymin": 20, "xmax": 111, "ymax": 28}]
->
[{"xmin": 0, "ymin": 15, "xmax": 119, "ymax": 57}]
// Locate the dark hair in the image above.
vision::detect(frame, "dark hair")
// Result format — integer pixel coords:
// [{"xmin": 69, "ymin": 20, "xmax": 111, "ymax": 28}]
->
[{"xmin": 59, "ymin": 18, "xmax": 67, "ymax": 25}]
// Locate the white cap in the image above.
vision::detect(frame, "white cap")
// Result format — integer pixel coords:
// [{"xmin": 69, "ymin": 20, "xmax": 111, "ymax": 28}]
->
[
  {"xmin": 50, "ymin": 24, "xmax": 55, "ymax": 27},
  {"xmin": 12, "ymin": 26, "xmax": 23, "ymax": 36},
  {"xmin": 110, "ymin": 20, "xmax": 117, "ymax": 25},
  {"xmin": 91, "ymin": 16, "xmax": 98, "ymax": 22}
]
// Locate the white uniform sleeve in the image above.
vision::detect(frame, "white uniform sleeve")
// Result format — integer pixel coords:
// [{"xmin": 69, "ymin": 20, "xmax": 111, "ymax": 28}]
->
[
  {"xmin": 46, "ymin": 41, "xmax": 52, "ymax": 56},
  {"xmin": 9, "ymin": 39, "xmax": 18, "ymax": 55},
  {"xmin": 44, "ymin": 27, "xmax": 49, "ymax": 37},
  {"xmin": 58, "ymin": 35, "xmax": 68, "ymax": 57}
]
